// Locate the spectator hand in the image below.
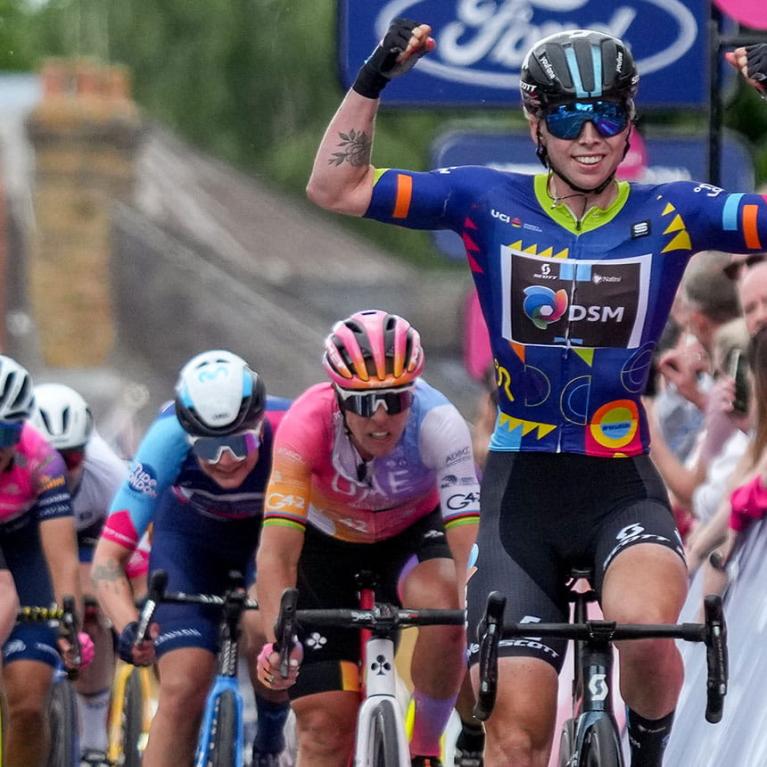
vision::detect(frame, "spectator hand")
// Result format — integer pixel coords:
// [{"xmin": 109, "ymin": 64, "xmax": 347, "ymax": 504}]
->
[
  {"xmin": 257, "ymin": 640, "xmax": 303, "ymax": 691},
  {"xmin": 657, "ymin": 341, "xmax": 709, "ymax": 409},
  {"xmin": 353, "ymin": 19, "xmax": 436, "ymax": 99}
]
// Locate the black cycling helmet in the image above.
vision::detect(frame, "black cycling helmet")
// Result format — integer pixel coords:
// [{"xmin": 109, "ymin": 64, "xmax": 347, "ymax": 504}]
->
[
  {"xmin": 174, "ymin": 350, "xmax": 266, "ymax": 437},
  {"xmin": 520, "ymin": 29, "xmax": 639, "ymax": 115}
]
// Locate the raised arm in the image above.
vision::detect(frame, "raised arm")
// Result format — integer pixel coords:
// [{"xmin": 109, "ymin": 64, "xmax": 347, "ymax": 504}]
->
[{"xmin": 306, "ymin": 19, "xmax": 435, "ymax": 216}]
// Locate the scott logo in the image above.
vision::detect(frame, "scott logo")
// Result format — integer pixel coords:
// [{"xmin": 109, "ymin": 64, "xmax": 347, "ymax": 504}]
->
[{"xmin": 375, "ymin": 0, "xmax": 698, "ymax": 90}]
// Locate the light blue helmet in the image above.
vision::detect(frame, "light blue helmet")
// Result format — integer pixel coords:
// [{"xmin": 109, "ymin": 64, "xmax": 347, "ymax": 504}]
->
[{"xmin": 174, "ymin": 350, "xmax": 266, "ymax": 437}]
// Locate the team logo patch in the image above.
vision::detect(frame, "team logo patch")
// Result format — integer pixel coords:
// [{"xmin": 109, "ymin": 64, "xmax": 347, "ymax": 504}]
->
[
  {"xmin": 522, "ymin": 286, "xmax": 568, "ymax": 329},
  {"xmin": 631, "ymin": 221, "xmax": 651, "ymax": 238}
]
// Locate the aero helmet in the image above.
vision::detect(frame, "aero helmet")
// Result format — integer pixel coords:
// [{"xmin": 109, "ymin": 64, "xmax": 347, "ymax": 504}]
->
[
  {"xmin": 174, "ymin": 350, "xmax": 266, "ymax": 437},
  {"xmin": 0, "ymin": 355, "xmax": 35, "ymax": 422},
  {"xmin": 520, "ymin": 29, "xmax": 639, "ymax": 115},
  {"xmin": 323, "ymin": 310, "xmax": 425, "ymax": 390},
  {"xmin": 31, "ymin": 383, "xmax": 94, "ymax": 449}
]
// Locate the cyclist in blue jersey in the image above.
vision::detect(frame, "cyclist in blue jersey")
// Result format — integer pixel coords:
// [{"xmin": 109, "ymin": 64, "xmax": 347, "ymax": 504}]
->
[
  {"xmin": 91, "ymin": 351, "xmax": 292, "ymax": 767},
  {"xmin": 306, "ymin": 20, "xmax": 767, "ymax": 767}
]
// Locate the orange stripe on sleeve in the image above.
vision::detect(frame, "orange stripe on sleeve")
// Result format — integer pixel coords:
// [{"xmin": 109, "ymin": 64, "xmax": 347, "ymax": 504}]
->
[
  {"xmin": 743, "ymin": 205, "xmax": 762, "ymax": 249},
  {"xmin": 393, "ymin": 174, "xmax": 413, "ymax": 219}
]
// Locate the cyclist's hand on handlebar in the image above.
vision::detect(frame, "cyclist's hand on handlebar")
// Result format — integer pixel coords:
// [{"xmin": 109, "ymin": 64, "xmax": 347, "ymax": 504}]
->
[
  {"xmin": 353, "ymin": 18, "xmax": 436, "ymax": 99},
  {"xmin": 726, "ymin": 44, "xmax": 767, "ymax": 94},
  {"xmin": 117, "ymin": 620, "xmax": 158, "ymax": 666},
  {"xmin": 57, "ymin": 631, "xmax": 95, "ymax": 671},
  {"xmin": 257, "ymin": 641, "xmax": 303, "ymax": 690}
]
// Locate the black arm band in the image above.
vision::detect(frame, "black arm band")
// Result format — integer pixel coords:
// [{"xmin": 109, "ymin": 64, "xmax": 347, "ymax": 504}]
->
[{"xmin": 352, "ymin": 63, "xmax": 390, "ymax": 99}]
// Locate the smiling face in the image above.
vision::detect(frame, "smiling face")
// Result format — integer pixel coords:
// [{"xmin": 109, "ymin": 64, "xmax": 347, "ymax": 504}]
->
[
  {"xmin": 344, "ymin": 405, "xmax": 410, "ymax": 461},
  {"xmin": 196, "ymin": 447, "xmax": 260, "ymax": 489},
  {"xmin": 531, "ymin": 115, "xmax": 630, "ymax": 201}
]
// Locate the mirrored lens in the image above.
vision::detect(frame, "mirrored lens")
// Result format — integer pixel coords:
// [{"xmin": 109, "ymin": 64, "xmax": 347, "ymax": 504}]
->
[
  {"xmin": 545, "ymin": 101, "xmax": 628, "ymax": 140},
  {"xmin": 0, "ymin": 421, "xmax": 23, "ymax": 448},
  {"xmin": 190, "ymin": 430, "xmax": 260, "ymax": 463},
  {"xmin": 338, "ymin": 389, "xmax": 414, "ymax": 418}
]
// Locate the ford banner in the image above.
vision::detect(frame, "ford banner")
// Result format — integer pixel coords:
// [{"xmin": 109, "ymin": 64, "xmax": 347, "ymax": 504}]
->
[{"xmin": 339, "ymin": 0, "xmax": 711, "ymax": 107}]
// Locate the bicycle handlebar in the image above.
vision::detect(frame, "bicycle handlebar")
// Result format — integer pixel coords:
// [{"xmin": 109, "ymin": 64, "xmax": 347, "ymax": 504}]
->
[
  {"xmin": 136, "ymin": 569, "xmax": 259, "ymax": 646},
  {"xmin": 272, "ymin": 587, "xmax": 466, "ymax": 678},
  {"xmin": 472, "ymin": 591, "xmax": 729, "ymax": 723},
  {"xmin": 16, "ymin": 597, "xmax": 81, "ymax": 679}
]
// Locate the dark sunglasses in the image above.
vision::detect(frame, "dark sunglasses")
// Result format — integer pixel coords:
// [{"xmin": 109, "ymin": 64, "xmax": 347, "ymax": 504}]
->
[
  {"xmin": 544, "ymin": 100, "xmax": 630, "ymax": 140},
  {"xmin": 723, "ymin": 253, "xmax": 767, "ymax": 280},
  {"xmin": 60, "ymin": 447, "xmax": 86, "ymax": 471},
  {"xmin": 337, "ymin": 387, "xmax": 414, "ymax": 418},
  {"xmin": 0, "ymin": 420, "xmax": 23, "ymax": 449},
  {"xmin": 188, "ymin": 429, "xmax": 261, "ymax": 463}
]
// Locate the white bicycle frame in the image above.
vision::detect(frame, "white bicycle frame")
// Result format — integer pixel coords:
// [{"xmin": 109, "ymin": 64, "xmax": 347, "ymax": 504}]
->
[{"xmin": 353, "ymin": 635, "xmax": 411, "ymax": 766}]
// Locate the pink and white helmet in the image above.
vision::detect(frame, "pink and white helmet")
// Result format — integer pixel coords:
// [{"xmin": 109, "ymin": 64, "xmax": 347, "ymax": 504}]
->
[{"xmin": 323, "ymin": 310, "xmax": 425, "ymax": 390}]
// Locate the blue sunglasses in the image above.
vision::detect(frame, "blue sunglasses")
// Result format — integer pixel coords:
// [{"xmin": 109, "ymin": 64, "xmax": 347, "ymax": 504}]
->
[{"xmin": 544, "ymin": 100, "xmax": 630, "ymax": 140}]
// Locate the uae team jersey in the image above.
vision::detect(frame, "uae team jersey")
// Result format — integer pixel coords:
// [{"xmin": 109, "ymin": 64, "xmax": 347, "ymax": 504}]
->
[
  {"xmin": 262, "ymin": 380, "xmax": 480, "ymax": 543},
  {"xmin": 366, "ymin": 169, "xmax": 767, "ymax": 457}
]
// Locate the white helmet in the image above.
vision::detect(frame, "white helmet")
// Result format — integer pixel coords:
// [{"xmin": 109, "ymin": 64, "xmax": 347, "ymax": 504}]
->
[
  {"xmin": 174, "ymin": 350, "xmax": 266, "ymax": 437},
  {"xmin": 0, "ymin": 355, "xmax": 35, "ymax": 422},
  {"xmin": 31, "ymin": 383, "xmax": 93, "ymax": 449}
]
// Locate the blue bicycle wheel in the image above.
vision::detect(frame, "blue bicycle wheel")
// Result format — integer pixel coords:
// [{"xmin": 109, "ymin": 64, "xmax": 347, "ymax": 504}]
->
[{"xmin": 209, "ymin": 690, "xmax": 238, "ymax": 767}]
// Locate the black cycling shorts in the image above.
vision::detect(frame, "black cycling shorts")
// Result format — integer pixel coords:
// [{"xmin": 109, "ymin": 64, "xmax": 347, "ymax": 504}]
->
[
  {"xmin": 466, "ymin": 451, "xmax": 685, "ymax": 672},
  {"xmin": 289, "ymin": 508, "xmax": 450, "ymax": 700}
]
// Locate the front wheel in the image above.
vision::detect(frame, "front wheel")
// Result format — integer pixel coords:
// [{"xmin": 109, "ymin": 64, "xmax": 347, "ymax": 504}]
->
[
  {"xmin": 579, "ymin": 717, "xmax": 623, "ymax": 767},
  {"xmin": 209, "ymin": 690, "xmax": 239, "ymax": 767},
  {"xmin": 368, "ymin": 699, "xmax": 400, "ymax": 767},
  {"xmin": 121, "ymin": 668, "xmax": 147, "ymax": 767},
  {"xmin": 47, "ymin": 677, "xmax": 79, "ymax": 767}
]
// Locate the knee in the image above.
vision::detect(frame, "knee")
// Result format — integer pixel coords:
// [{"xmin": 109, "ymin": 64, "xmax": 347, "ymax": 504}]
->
[
  {"xmin": 158, "ymin": 672, "xmax": 209, "ymax": 718},
  {"xmin": 6, "ymin": 692, "xmax": 46, "ymax": 731},
  {"xmin": 296, "ymin": 706, "xmax": 356, "ymax": 757},
  {"xmin": 484, "ymin": 724, "xmax": 542, "ymax": 767}
]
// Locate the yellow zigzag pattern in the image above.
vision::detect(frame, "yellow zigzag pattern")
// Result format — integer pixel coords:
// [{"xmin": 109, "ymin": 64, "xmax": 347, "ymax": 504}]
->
[
  {"xmin": 660, "ymin": 202, "xmax": 692, "ymax": 253},
  {"xmin": 508, "ymin": 240, "xmax": 569, "ymax": 259},
  {"xmin": 498, "ymin": 413, "xmax": 557, "ymax": 440}
]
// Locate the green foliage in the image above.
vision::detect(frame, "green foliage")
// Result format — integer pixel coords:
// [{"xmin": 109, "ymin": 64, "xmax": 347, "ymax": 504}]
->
[{"xmin": 5, "ymin": 0, "xmax": 767, "ymax": 262}]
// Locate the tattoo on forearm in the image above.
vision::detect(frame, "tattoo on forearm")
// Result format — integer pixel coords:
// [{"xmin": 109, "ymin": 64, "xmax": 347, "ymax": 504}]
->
[
  {"xmin": 91, "ymin": 559, "xmax": 123, "ymax": 584},
  {"xmin": 329, "ymin": 129, "xmax": 371, "ymax": 167}
]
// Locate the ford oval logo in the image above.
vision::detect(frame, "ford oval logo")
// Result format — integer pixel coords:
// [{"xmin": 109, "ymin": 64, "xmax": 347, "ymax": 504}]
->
[{"xmin": 375, "ymin": 0, "xmax": 698, "ymax": 89}]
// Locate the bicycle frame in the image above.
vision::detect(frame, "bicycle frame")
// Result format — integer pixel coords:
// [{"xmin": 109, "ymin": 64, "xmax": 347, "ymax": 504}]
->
[
  {"xmin": 107, "ymin": 661, "xmax": 154, "ymax": 765},
  {"xmin": 275, "ymin": 588, "xmax": 465, "ymax": 767},
  {"xmin": 195, "ymin": 675, "xmax": 244, "ymax": 767}
]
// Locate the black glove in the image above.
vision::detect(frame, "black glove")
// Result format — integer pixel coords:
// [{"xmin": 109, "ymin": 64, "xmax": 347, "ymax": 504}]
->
[
  {"xmin": 353, "ymin": 18, "xmax": 423, "ymax": 99},
  {"xmin": 746, "ymin": 43, "xmax": 767, "ymax": 84},
  {"xmin": 117, "ymin": 620, "xmax": 141, "ymax": 664}
]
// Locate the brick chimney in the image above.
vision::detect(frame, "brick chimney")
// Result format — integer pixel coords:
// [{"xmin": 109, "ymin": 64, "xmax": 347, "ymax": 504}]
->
[{"xmin": 25, "ymin": 59, "xmax": 144, "ymax": 366}]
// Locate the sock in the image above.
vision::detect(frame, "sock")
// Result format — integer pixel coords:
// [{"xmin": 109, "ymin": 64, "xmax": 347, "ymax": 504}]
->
[
  {"xmin": 456, "ymin": 719, "xmax": 485, "ymax": 754},
  {"xmin": 77, "ymin": 688, "xmax": 111, "ymax": 753},
  {"xmin": 253, "ymin": 695, "xmax": 290, "ymax": 754},
  {"xmin": 626, "ymin": 708, "xmax": 675, "ymax": 767},
  {"xmin": 409, "ymin": 689, "xmax": 458, "ymax": 758}
]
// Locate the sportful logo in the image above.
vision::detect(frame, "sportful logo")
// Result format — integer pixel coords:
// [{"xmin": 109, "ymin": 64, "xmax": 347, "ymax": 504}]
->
[{"xmin": 374, "ymin": 0, "xmax": 697, "ymax": 88}]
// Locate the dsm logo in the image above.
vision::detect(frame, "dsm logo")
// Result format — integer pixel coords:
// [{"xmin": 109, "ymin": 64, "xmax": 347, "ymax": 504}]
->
[{"xmin": 523, "ymin": 286, "xmax": 568, "ymax": 330}]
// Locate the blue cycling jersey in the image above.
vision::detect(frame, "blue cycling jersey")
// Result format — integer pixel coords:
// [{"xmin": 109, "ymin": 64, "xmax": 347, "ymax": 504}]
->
[
  {"xmin": 366, "ymin": 169, "xmax": 767, "ymax": 456},
  {"xmin": 103, "ymin": 396, "xmax": 290, "ymax": 549}
]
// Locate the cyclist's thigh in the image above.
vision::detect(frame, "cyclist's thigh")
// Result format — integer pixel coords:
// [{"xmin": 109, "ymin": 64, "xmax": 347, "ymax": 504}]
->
[
  {"xmin": 2, "ymin": 658, "xmax": 54, "ymax": 709},
  {"xmin": 1, "ymin": 516, "xmax": 58, "ymax": 668},
  {"xmin": 150, "ymin": 500, "xmax": 260, "ymax": 657},
  {"xmin": 467, "ymin": 452, "xmax": 571, "ymax": 672}
]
